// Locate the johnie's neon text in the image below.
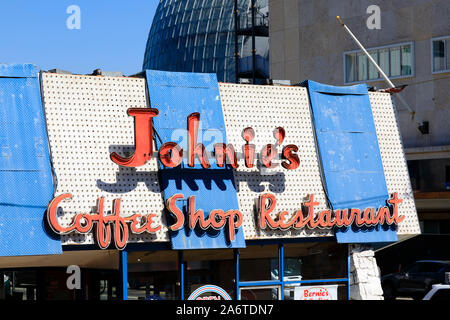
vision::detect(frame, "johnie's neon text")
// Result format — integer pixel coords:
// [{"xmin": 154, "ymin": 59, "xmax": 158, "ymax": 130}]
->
[
  {"xmin": 109, "ymin": 109, "xmax": 300, "ymax": 170},
  {"xmin": 258, "ymin": 192, "xmax": 405, "ymax": 230}
]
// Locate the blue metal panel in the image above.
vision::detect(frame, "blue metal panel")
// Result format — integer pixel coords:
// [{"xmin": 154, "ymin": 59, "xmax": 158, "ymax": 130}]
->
[
  {"xmin": 234, "ymin": 249, "xmax": 240, "ymax": 300},
  {"xmin": 179, "ymin": 250, "xmax": 184, "ymax": 300},
  {"xmin": 279, "ymin": 244, "xmax": 284, "ymax": 300},
  {"xmin": 281, "ymin": 279, "xmax": 349, "ymax": 285},
  {"xmin": 0, "ymin": 63, "xmax": 37, "ymax": 78},
  {"xmin": 235, "ymin": 280, "xmax": 282, "ymax": 287},
  {"xmin": 303, "ymin": 80, "xmax": 397, "ymax": 243},
  {"xmin": 0, "ymin": 64, "xmax": 62, "ymax": 256},
  {"xmin": 145, "ymin": 70, "xmax": 245, "ymax": 250}
]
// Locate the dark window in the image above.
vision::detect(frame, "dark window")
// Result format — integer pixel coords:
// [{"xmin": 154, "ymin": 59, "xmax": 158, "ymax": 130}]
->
[
  {"xmin": 405, "ymin": 263, "xmax": 421, "ymax": 273},
  {"xmin": 407, "ymin": 161, "xmax": 420, "ymax": 191},
  {"xmin": 423, "ymin": 220, "xmax": 441, "ymax": 234},
  {"xmin": 417, "ymin": 262, "xmax": 444, "ymax": 273},
  {"xmin": 433, "ymin": 39, "xmax": 447, "ymax": 72},
  {"xmin": 445, "ymin": 166, "xmax": 450, "ymax": 190},
  {"xmin": 440, "ymin": 221, "xmax": 450, "ymax": 234}
]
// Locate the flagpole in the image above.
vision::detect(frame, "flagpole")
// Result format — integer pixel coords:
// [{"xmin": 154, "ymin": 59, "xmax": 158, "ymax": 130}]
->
[{"xmin": 336, "ymin": 16, "xmax": 423, "ymax": 127}]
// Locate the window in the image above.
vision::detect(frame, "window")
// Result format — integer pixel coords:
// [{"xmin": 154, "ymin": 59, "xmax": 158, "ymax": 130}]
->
[
  {"xmin": 344, "ymin": 42, "xmax": 414, "ymax": 83},
  {"xmin": 127, "ymin": 250, "xmax": 180, "ymax": 300},
  {"xmin": 432, "ymin": 36, "xmax": 450, "ymax": 73},
  {"xmin": 406, "ymin": 262, "xmax": 443, "ymax": 273},
  {"xmin": 418, "ymin": 262, "xmax": 444, "ymax": 273},
  {"xmin": 405, "ymin": 263, "xmax": 421, "ymax": 273},
  {"xmin": 237, "ymin": 243, "xmax": 349, "ymax": 300},
  {"xmin": 183, "ymin": 249, "xmax": 236, "ymax": 300},
  {"xmin": 239, "ymin": 245, "xmax": 278, "ymax": 282}
]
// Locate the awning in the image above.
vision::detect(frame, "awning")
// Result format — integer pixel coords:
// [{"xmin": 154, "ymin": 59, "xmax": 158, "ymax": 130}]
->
[{"xmin": 0, "ymin": 64, "xmax": 62, "ymax": 256}]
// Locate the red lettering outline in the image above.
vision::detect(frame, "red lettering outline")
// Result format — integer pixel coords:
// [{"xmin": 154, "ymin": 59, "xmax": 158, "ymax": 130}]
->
[{"xmin": 110, "ymin": 108, "xmax": 159, "ymax": 167}]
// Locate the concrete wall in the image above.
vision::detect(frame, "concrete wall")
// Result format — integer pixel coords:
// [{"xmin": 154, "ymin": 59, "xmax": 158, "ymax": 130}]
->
[{"xmin": 269, "ymin": 0, "xmax": 450, "ymax": 149}]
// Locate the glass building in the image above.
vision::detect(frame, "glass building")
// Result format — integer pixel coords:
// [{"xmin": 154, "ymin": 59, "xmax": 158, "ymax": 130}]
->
[{"xmin": 143, "ymin": 0, "xmax": 269, "ymax": 83}]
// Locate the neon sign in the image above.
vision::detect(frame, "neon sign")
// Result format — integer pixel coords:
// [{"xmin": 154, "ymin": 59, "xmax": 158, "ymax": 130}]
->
[
  {"xmin": 166, "ymin": 194, "xmax": 243, "ymax": 242},
  {"xmin": 258, "ymin": 193, "xmax": 405, "ymax": 230},
  {"xmin": 187, "ymin": 285, "xmax": 232, "ymax": 300},
  {"xmin": 47, "ymin": 194, "xmax": 162, "ymax": 250},
  {"xmin": 45, "ymin": 108, "xmax": 405, "ymax": 249},
  {"xmin": 46, "ymin": 193, "xmax": 243, "ymax": 250},
  {"xmin": 46, "ymin": 192, "xmax": 404, "ymax": 250}
]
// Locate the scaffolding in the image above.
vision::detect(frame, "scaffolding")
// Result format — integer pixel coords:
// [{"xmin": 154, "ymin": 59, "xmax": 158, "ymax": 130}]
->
[{"xmin": 234, "ymin": 0, "xmax": 269, "ymax": 84}]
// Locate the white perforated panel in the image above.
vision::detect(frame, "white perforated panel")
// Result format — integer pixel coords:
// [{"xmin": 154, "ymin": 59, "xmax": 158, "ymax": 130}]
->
[
  {"xmin": 41, "ymin": 73, "xmax": 167, "ymax": 245},
  {"xmin": 369, "ymin": 92, "xmax": 421, "ymax": 236},
  {"xmin": 219, "ymin": 83, "xmax": 332, "ymax": 239}
]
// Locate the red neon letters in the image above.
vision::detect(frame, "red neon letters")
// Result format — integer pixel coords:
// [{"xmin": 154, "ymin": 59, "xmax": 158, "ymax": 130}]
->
[
  {"xmin": 47, "ymin": 193, "xmax": 244, "ymax": 249},
  {"xmin": 159, "ymin": 142, "xmax": 183, "ymax": 167},
  {"xmin": 47, "ymin": 194, "xmax": 161, "ymax": 250},
  {"xmin": 47, "ymin": 192, "xmax": 405, "ymax": 250},
  {"xmin": 166, "ymin": 193, "xmax": 243, "ymax": 242},
  {"xmin": 110, "ymin": 108, "xmax": 159, "ymax": 167},
  {"xmin": 187, "ymin": 113, "xmax": 211, "ymax": 168},
  {"xmin": 258, "ymin": 192, "xmax": 405, "ymax": 230},
  {"xmin": 110, "ymin": 108, "xmax": 300, "ymax": 170},
  {"xmin": 242, "ymin": 127, "xmax": 256, "ymax": 168}
]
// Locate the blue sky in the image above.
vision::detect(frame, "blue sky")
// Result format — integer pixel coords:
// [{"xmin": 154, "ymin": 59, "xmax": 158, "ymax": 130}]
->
[{"xmin": 0, "ymin": 1, "xmax": 159, "ymax": 76}]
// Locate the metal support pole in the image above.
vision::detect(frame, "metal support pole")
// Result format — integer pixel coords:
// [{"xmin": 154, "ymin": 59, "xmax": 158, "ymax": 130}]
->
[
  {"xmin": 234, "ymin": 249, "xmax": 240, "ymax": 300},
  {"xmin": 120, "ymin": 250, "xmax": 128, "ymax": 300},
  {"xmin": 0, "ymin": 272, "xmax": 4, "ymax": 300},
  {"xmin": 336, "ymin": 16, "xmax": 423, "ymax": 127},
  {"xmin": 279, "ymin": 244, "xmax": 284, "ymax": 300},
  {"xmin": 251, "ymin": 0, "xmax": 256, "ymax": 84},
  {"xmin": 12, "ymin": 272, "xmax": 15, "ymax": 296},
  {"xmin": 234, "ymin": 0, "xmax": 240, "ymax": 84},
  {"xmin": 347, "ymin": 244, "xmax": 351, "ymax": 300},
  {"xmin": 179, "ymin": 250, "xmax": 184, "ymax": 300}
]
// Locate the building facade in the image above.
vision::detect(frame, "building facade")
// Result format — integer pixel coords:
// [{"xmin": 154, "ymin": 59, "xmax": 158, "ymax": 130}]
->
[
  {"xmin": 269, "ymin": 0, "xmax": 450, "ymax": 272},
  {"xmin": 0, "ymin": 63, "xmax": 420, "ymax": 300}
]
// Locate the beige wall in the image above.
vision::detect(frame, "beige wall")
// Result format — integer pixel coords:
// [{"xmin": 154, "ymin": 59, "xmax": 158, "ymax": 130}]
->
[{"xmin": 269, "ymin": 0, "xmax": 450, "ymax": 149}]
